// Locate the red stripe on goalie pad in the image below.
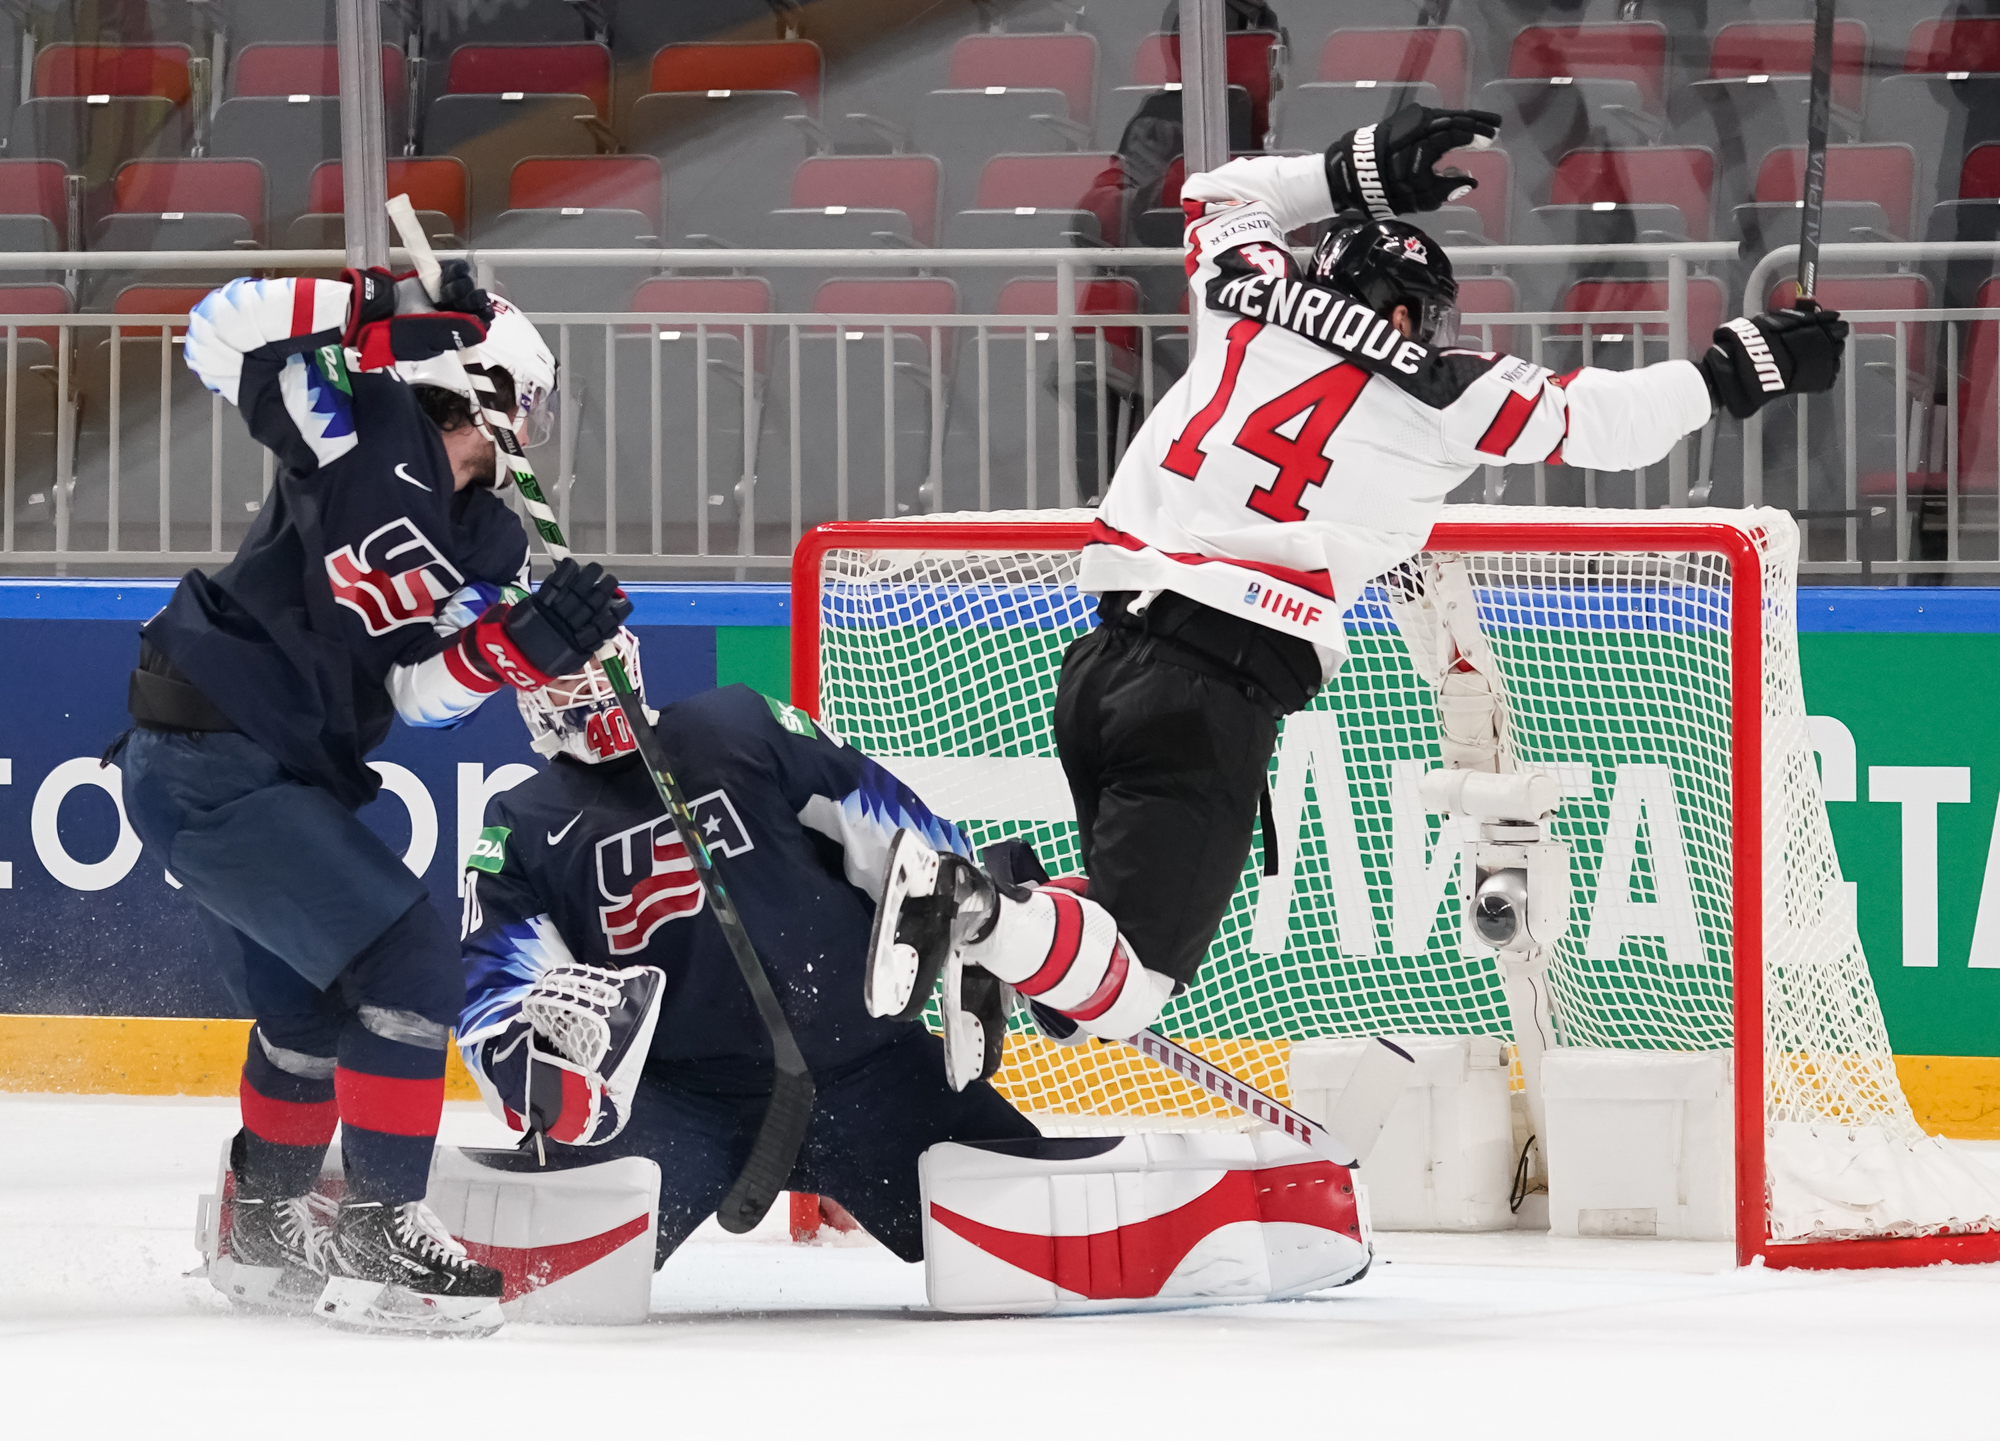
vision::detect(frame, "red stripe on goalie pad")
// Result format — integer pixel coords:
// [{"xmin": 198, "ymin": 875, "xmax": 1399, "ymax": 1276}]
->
[
  {"xmin": 334, "ymin": 1067, "xmax": 445, "ymax": 1138},
  {"xmin": 930, "ymin": 1160, "xmax": 1359, "ymax": 1301},
  {"xmin": 458, "ymin": 1214, "xmax": 651, "ymax": 1304},
  {"xmin": 240, "ymin": 1079, "xmax": 337, "ymax": 1147}
]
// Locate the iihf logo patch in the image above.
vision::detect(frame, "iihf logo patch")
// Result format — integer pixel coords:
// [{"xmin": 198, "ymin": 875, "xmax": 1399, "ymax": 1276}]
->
[{"xmin": 1244, "ymin": 582, "xmax": 1262, "ymax": 606}]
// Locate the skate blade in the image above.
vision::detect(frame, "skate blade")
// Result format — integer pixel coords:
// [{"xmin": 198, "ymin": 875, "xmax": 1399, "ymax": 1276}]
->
[
  {"xmin": 315, "ymin": 1276, "xmax": 506, "ymax": 1338},
  {"xmin": 209, "ymin": 1254, "xmax": 323, "ymax": 1316},
  {"xmin": 865, "ymin": 830, "xmax": 940, "ymax": 1018}
]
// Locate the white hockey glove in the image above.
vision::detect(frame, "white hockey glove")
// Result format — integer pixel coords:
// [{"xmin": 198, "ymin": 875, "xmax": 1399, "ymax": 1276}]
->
[{"xmin": 517, "ymin": 964, "xmax": 665, "ymax": 1146}]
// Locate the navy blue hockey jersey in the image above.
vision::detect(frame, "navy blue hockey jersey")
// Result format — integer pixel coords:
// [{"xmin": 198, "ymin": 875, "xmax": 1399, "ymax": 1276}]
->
[
  {"xmin": 457, "ymin": 685, "xmax": 970, "ymax": 1092},
  {"xmin": 142, "ymin": 277, "xmax": 529, "ymax": 809}
]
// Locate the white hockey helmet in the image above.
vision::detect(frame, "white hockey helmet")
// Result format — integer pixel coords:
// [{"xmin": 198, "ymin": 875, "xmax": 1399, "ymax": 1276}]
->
[
  {"xmin": 517, "ymin": 626, "xmax": 653, "ymax": 765},
  {"xmin": 399, "ymin": 295, "xmax": 559, "ymax": 446}
]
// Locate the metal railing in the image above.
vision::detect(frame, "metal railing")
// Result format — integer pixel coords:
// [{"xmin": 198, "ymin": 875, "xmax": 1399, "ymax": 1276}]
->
[{"xmin": 3, "ymin": 240, "xmax": 1994, "ymax": 579}]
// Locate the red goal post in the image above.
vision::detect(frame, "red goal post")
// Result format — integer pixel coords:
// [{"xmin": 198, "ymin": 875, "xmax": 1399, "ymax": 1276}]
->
[{"xmin": 789, "ymin": 510, "xmax": 2000, "ymax": 1270}]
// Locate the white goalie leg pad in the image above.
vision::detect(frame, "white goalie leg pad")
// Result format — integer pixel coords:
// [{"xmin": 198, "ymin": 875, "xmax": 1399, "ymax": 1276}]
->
[
  {"xmin": 921, "ymin": 1132, "xmax": 1371, "ymax": 1315},
  {"xmin": 422, "ymin": 1147, "xmax": 661, "ymax": 1324},
  {"xmin": 961, "ymin": 882, "xmax": 1173, "ymax": 1039}
]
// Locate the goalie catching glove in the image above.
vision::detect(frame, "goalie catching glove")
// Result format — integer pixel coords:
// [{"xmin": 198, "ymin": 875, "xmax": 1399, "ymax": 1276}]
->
[
  {"xmin": 865, "ymin": 830, "xmax": 1174, "ymax": 1091},
  {"xmin": 469, "ymin": 963, "xmax": 665, "ymax": 1145},
  {"xmin": 1324, "ymin": 102, "xmax": 1501, "ymax": 220},
  {"xmin": 1699, "ymin": 305, "xmax": 1850, "ymax": 419}
]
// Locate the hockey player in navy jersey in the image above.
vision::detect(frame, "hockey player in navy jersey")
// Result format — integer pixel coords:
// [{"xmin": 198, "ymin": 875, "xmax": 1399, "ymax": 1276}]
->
[
  {"xmin": 455, "ymin": 636, "xmax": 1037, "ymax": 1266},
  {"xmin": 111, "ymin": 263, "xmax": 630, "ymax": 1334}
]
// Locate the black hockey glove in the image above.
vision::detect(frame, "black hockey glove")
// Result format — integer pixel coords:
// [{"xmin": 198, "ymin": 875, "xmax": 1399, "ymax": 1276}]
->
[
  {"xmin": 1698, "ymin": 306, "xmax": 1849, "ymax": 420},
  {"xmin": 471, "ymin": 559, "xmax": 633, "ymax": 689},
  {"xmin": 1325, "ymin": 103, "xmax": 1501, "ymax": 219},
  {"xmin": 341, "ymin": 265, "xmax": 488, "ymax": 370},
  {"xmin": 423, "ymin": 260, "xmax": 495, "ymax": 323}
]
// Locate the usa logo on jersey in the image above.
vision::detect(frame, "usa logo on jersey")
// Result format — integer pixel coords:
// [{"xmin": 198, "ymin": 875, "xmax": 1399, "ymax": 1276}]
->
[
  {"xmin": 325, "ymin": 517, "xmax": 463, "ymax": 635},
  {"xmin": 595, "ymin": 791, "xmax": 753, "ymax": 955}
]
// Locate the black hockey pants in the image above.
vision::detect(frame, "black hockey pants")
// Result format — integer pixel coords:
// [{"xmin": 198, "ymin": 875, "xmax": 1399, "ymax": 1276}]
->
[{"xmin": 1052, "ymin": 608, "xmax": 1309, "ymax": 989}]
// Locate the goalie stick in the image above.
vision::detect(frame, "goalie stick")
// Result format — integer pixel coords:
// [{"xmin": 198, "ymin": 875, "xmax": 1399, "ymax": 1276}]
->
[
  {"xmin": 1795, "ymin": 0, "xmax": 1837, "ymax": 304},
  {"xmin": 388, "ymin": 195, "xmax": 813, "ymax": 1234}
]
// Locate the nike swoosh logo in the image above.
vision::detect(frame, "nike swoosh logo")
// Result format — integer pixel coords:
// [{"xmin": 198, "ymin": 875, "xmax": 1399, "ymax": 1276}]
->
[
  {"xmin": 547, "ymin": 813, "xmax": 582, "ymax": 846},
  {"xmin": 395, "ymin": 462, "xmax": 431, "ymax": 492}
]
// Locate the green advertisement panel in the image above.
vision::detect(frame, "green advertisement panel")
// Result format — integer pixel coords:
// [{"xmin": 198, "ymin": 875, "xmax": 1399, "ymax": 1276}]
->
[{"xmin": 1801, "ymin": 629, "xmax": 2000, "ymax": 1058}]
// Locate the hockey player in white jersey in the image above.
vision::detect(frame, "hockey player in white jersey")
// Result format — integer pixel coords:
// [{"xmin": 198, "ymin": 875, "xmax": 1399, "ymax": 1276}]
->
[{"xmin": 867, "ymin": 104, "xmax": 1848, "ymax": 1063}]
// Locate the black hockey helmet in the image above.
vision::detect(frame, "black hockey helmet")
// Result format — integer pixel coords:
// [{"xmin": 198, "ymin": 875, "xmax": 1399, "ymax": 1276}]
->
[{"xmin": 1307, "ymin": 216, "xmax": 1459, "ymax": 347}]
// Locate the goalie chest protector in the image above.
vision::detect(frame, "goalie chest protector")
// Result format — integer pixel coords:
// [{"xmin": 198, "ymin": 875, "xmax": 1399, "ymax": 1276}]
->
[{"xmin": 919, "ymin": 1132, "xmax": 1371, "ymax": 1314}]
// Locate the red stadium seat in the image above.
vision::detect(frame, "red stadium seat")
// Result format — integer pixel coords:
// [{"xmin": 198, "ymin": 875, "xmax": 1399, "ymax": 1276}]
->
[
  {"xmin": 445, "ymin": 42, "xmax": 612, "ymax": 116},
  {"xmin": 994, "ymin": 276, "xmax": 1142, "ymax": 358},
  {"xmin": 1557, "ymin": 278, "xmax": 1725, "ymax": 346},
  {"xmin": 0, "ymin": 160, "xmax": 70, "ymax": 235},
  {"xmin": 1904, "ymin": 18, "xmax": 2000, "ymax": 75},
  {"xmin": 1317, "ymin": 27, "xmax": 1470, "ymax": 109},
  {"xmin": 1550, "ymin": 147, "xmax": 1716, "ymax": 240},
  {"xmin": 1453, "ymin": 275, "xmax": 1518, "ymax": 358},
  {"xmin": 1962, "ymin": 145, "xmax": 2000, "ymax": 202},
  {"xmin": 1441, "ymin": 144, "xmax": 1510, "ymax": 244},
  {"xmin": 33, "ymin": 43, "xmax": 192, "ymax": 104},
  {"xmin": 230, "ymin": 42, "xmax": 403, "ymax": 101},
  {"xmin": 0, "ymin": 282, "xmax": 73, "ymax": 349},
  {"xmin": 628, "ymin": 276, "xmax": 774, "ymax": 370},
  {"xmin": 974, "ymin": 153, "xmax": 1124, "ymax": 251},
  {"xmin": 812, "ymin": 277, "xmax": 960, "ymax": 360},
  {"xmin": 647, "ymin": 40, "xmax": 823, "ymax": 113},
  {"xmin": 1768, "ymin": 274, "xmax": 1930, "ymax": 378},
  {"xmin": 953, "ymin": 32, "xmax": 1099, "ymax": 126},
  {"xmin": 1709, "ymin": 21, "xmax": 1869, "ymax": 115},
  {"xmin": 509, "ymin": 155, "xmax": 664, "ymax": 235},
  {"xmin": 1133, "ymin": 31, "xmax": 1279, "ymax": 140},
  {"xmin": 790, "ymin": 156, "xmax": 943, "ymax": 247},
  {"xmin": 111, "ymin": 159, "xmax": 268, "ymax": 242},
  {"xmin": 1510, "ymin": 23, "xmax": 1670, "ymax": 115},
  {"xmin": 1756, "ymin": 144, "xmax": 1916, "ymax": 239},
  {"xmin": 111, "ymin": 285, "xmax": 213, "ymax": 339},
  {"xmin": 308, "ymin": 158, "xmax": 471, "ymax": 238}
]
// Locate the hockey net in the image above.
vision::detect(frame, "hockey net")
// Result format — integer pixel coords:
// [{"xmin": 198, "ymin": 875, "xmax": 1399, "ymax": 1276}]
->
[{"xmin": 794, "ymin": 505, "xmax": 2000, "ymax": 1263}]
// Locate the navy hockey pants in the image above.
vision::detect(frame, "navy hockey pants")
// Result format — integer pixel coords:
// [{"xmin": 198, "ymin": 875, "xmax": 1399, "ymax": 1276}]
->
[
  {"xmin": 546, "ymin": 1027, "xmax": 1039, "ymax": 1266},
  {"xmin": 119, "ymin": 727, "xmax": 463, "ymax": 1203}
]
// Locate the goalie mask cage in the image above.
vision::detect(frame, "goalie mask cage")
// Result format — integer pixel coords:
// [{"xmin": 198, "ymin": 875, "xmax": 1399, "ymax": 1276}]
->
[{"xmin": 791, "ymin": 506, "xmax": 2000, "ymax": 1271}]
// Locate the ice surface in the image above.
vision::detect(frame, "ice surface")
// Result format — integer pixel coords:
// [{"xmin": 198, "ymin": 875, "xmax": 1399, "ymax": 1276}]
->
[{"xmin": 5, "ymin": 1095, "xmax": 2000, "ymax": 1438}]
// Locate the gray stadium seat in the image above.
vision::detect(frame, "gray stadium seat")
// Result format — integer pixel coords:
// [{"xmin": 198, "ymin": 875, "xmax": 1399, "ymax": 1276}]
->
[
  {"xmin": 211, "ymin": 95, "xmax": 342, "ymax": 232},
  {"xmin": 623, "ymin": 90, "xmax": 812, "ymax": 247}
]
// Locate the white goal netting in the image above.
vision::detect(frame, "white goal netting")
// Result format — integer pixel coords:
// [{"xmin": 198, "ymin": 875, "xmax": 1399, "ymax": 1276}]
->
[{"xmin": 811, "ymin": 505, "xmax": 2000, "ymax": 1243}]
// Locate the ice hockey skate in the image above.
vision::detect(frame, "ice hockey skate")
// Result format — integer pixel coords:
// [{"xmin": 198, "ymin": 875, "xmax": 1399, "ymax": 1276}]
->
[
  {"xmin": 863, "ymin": 828, "xmax": 997, "ymax": 1022},
  {"xmin": 315, "ymin": 1200, "xmax": 506, "ymax": 1337},
  {"xmin": 209, "ymin": 1190, "xmax": 335, "ymax": 1315}
]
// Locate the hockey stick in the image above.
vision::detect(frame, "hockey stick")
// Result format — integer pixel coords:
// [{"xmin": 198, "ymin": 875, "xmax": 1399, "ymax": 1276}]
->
[
  {"xmin": 388, "ymin": 197, "xmax": 814, "ymax": 1234},
  {"xmin": 1120, "ymin": 1030, "xmax": 1413, "ymax": 1170},
  {"xmin": 1795, "ymin": 0, "xmax": 1837, "ymax": 305}
]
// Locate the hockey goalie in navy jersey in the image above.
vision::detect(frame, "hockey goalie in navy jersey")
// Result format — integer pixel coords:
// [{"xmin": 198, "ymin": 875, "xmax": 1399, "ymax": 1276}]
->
[
  {"xmin": 112, "ymin": 261, "xmax": 631, "ymax": 1335},
  {"xmin": 456, "ymin": 636, "xmax": 1037, "ymax": 1266}
]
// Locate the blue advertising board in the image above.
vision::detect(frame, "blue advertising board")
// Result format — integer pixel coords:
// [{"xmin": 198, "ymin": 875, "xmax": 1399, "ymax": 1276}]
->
[{"xmin": 0, "ymin": 580, "xmax": 787, "ymax": 1018}]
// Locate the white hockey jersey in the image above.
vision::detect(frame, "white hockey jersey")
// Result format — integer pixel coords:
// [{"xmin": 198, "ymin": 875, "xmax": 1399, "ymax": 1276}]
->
[{"xmin": 1081, "ymin": 154, "xmax": 1715, "ymax": 660}]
